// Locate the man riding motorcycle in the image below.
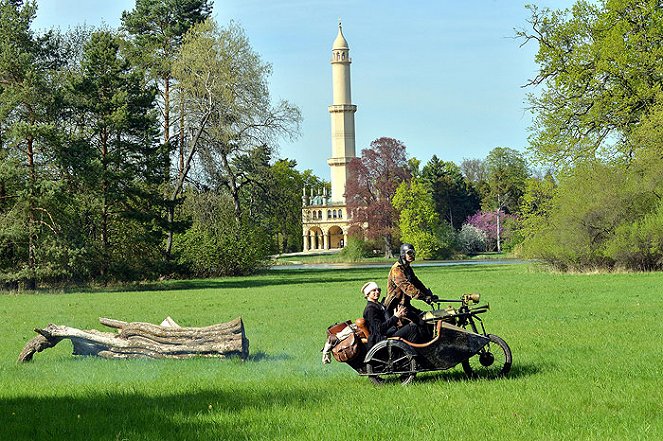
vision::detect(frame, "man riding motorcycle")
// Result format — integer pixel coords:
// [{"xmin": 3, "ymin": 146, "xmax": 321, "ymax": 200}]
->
[{"xmin": 385, "ymin": 243, "xmax": 439, "ymax": 339}]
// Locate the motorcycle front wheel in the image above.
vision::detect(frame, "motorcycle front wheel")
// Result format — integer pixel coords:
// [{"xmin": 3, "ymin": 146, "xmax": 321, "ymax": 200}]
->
[
  {"xmin": 365, "ymin": 340, "xmax": 417, "ymax": 385},
  {"xmin": 461, "ymin": 333, "xmax": 512, "ymax": 379}
]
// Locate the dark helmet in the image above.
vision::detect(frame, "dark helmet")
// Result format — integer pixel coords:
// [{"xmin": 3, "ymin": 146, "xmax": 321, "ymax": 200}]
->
[{"xmin": 400, "ymin": 243, "xmax": 415, "ymax": 260}]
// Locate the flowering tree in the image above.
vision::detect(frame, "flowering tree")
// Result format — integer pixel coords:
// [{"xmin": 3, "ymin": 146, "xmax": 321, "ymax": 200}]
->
[
  {"xmin": 345, "ymin": 137, "xmax": 411, "ymax": 257},
  {"xmin": 465, "ymin": 211, "xmax": 517, "ymax": 252}
]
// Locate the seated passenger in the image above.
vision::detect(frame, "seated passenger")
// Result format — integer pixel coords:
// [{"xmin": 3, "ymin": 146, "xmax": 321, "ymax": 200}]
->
[{"xmin": 361, "ymin": 281, "xmax": 421, "ymax": 349}]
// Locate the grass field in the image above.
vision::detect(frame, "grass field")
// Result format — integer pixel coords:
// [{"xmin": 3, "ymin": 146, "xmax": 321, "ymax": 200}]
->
[{"xmin": 1, "ymin": 264, "xmax": 662, "ymax": 440}]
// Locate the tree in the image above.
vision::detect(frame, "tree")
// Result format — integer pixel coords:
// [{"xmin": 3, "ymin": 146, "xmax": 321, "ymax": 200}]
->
[
  {"xmin": 519, "ymin": 173, "xmax": 557, "ymax": 243},
  {"xmin": 265, "ymin": 159, "xmax": 305, "ymax": 253},
  {"xmin": 172, "ymin": 19, "xmax": 300, "ymax": 226},
  {"xmin": 392, "ymin": 179, "xmax": 455, "ymax": 259},
  {"xmin": 345, "ymin": 137, "xmax": 412, "ymax": 257},
  {"xmin": 421, "ymin": 155, "xmax": 480, "ymax": 230},
  {"xmin": 70, "ymin": 30, "xmax": 164, "ymax": 280},
  {"xmin": 121, "ymin": 0, "xmax": 213, "ymax": 258},
  {"xmin": 484, "ymin": 147, "xmax": 529, "ymax": 252},
  {"xmin": 0, "ymin": 0, "xmax": 62, "ymax": 289},
  {"xmin": 121, "ymin": 0, "xmax": 213, "ymax": 160},
  {"xmin": 172, "ymin": 190, "xmax": 271, "ymax": 276},
  {"xmin": 518, "ymin": 0, "xmax": 663, "ymax": 166},
  {"xmin": 516, "ymin": 0, "xmax": 663, "ymax": 270},
  {"xmin": 465, "ymin": 211, "xmax": 517, "ymax": 252}
]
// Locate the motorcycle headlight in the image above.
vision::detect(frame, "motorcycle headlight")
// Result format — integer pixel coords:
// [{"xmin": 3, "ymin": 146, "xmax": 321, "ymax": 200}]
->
[{"xmin": 464, "ymin": 293, "xmax": 481, "ymax": 304}]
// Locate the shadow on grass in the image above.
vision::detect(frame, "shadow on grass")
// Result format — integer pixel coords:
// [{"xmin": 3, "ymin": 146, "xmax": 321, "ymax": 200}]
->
[
  {"xmin": 51, "ymin": 268, "xmax": 376, "ymax": 295},
  {"xmin": 1, "ymin": 387, "xmax": 322, "ymax": 441},
  {"xmin": 248, "ymin": 351, "xmax": 291, "ymax": 362},
  {"xmin": 408, "ymin": 361, "xmax": 543, "ymax": 385},
  {"xmin": 11, "ymin": 263, "xmax": 523, "ymax": 296}
]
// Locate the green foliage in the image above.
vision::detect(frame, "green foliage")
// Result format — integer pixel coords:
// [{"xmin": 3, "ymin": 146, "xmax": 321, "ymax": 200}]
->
[
  {"xmin": 392, "ymin": 179, "xmax": 456, "ymax": 259},
  {"xmin": 605, "ymin": 200, "xmax": 663, "ymax": 270},
  {"xmin": 485, "ymin": 147, "xmax": 529, "ymax": 214},
  {"xmin": 421, "ymin": 155, "xmax": 480, "ymax": 229},
  {"xmin": 339, "ymin": 237, "xmax": 373, "ymax": 261},
  {"xmin": 520, "ymin": 160, "xmax": 663, "ymax": 270},
  {"xmin": 121, "ymin": 0, "xmax": 213, "ymax": 78},
  {"xmin": 173, "ymin": 191, "xmax": 270, "ymax": 276},
  {"xmin": 520, "ymin": 0, "xmax": 663, "ymax": 165}
]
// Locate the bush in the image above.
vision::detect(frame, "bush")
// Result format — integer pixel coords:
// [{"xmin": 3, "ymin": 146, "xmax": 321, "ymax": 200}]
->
[
  {"xmin": 339, "ymin": 237, "xmax": 372, "ymax": 262},
  {"xmin": 173, "ymin": 191, "xmax": 271, "ymax": 276},
  {"xmin": 174, "ymin": 223, "xmax": 270, "ymax": 276},
  {"xmin": 458, "ymin": 224, "xmax": 487, "ymax": 254},
  {"xmin": 604, "ymin": 201, "xmax": 663, "ymax": 270}
]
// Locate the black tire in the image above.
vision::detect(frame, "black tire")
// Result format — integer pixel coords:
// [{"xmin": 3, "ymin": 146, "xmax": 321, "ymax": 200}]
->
[
  {"xmin": 461, "ymin": 334, "xmax": 511, "ymax": 379},
  {"xmin": 365, "ymin": 340, "xmax": 417, "ymax": 385}
]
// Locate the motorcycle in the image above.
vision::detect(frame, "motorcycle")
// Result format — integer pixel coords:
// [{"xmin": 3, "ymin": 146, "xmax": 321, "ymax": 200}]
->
[{"xmin": 325, "ymin": 293, "xmax": 512, "ymax": 385}]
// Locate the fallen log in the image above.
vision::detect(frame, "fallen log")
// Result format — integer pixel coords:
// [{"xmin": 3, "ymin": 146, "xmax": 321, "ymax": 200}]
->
[{"xmin": 18, "ymin": 316, "xmax": 249, "ymax": 363}]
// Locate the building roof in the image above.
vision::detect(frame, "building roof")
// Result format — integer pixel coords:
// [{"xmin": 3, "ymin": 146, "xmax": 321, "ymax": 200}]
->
[{"xmin": 332, "ymin": 21, "xmax": 349, "ymax": 50}]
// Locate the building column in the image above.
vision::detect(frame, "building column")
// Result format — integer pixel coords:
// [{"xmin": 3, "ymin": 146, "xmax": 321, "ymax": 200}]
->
[
  {"xmin": 343, "ymin": 232, "xmax": 348, "ymax": 248},
  {"xmin": 303, "ymin": 231, "xmax": 309, "ymax": 252},
  {"xmin": 323, "ymin": 231, "xmax": 329, "ymax": 250}
]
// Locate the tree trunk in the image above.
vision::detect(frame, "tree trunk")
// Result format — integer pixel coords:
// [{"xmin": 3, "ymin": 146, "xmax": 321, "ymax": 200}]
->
[
  {"xmin": 18, "ymin": 316, "xmax": 249, "ymax": 362},
  {"xmin": 383, "ymin": 234, "xmax": 394, "ymax": 258},
  {"xmin": 26, "ymin": 133, "xmax": 37, "ymax": 290},
  {"xmin": 165, "ymin": 112, "xmax": 210, "ymax": 257},
  {"xmin": 496, "ymin": 209, "xmax": 501, "ymax": 253},
  {"xmin": 220, "ymin": 151, "xmax": 242, "ymax": 224}
]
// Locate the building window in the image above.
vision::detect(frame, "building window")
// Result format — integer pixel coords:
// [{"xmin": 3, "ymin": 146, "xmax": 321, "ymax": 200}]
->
[
  {"xmin": 312, "ymin": 211, "xmax": 317, "ymax": 220},
  {"xmin": 339, "ymin": 209, "xmax": 343, "ymax": 219},
  {"xmin": 318, "ymin": 210, "xmax": 322, "ymax": 219},
  {"xmin": 327, "ymin": 210, "xmax": 331, "ymax": 219}
]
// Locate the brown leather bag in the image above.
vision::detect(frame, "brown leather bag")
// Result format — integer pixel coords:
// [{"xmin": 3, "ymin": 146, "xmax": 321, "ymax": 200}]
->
[{"xmin": 331, "ymin": 331, "xmax": 360, "ymax": 362}]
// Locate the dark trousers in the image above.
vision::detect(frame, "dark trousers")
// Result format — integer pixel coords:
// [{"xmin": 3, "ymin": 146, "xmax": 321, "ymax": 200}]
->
[{"xmin": 392, "ymin": 322, "xmax": 422, "ymax": 343}]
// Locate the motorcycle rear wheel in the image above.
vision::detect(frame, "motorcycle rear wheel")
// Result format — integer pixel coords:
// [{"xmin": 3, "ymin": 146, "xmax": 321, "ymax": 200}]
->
[{"xmin": 461, "ymin": 333, "xmax": 511, "ymax": 379}]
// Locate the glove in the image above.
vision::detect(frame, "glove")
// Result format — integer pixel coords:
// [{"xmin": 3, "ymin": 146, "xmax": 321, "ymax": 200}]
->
[{"xmin": 424, "ymin": 293, "xmax": 440, "ymax": 304}]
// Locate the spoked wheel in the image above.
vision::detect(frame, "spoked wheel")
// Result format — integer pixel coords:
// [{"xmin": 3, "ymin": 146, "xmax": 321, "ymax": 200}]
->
[
  {"xmin": 462, "ymin": 334, "xmax": 512, "ymax": 379},
  {"xmin": 365, "ymin": 340, "xmax": 417, "ymax": 385}
]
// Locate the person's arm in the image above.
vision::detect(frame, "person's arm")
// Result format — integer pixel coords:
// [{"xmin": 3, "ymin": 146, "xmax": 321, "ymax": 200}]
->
[{"xmin": 390, "ymin": 265, "xmax": 425, "ymax": 300}]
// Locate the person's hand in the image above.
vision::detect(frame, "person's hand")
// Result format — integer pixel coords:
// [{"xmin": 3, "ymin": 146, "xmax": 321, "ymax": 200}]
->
[
  {"xmin": 322, "ymin": 352, "xmax": 331, "ymax": 364},
  {"xmin": 394, "ymin": 304, "xmax": 407, "ymax": 318},
  {"xmin": 424, "ymin": 293, "xmax": 440, "ymax": 304}
]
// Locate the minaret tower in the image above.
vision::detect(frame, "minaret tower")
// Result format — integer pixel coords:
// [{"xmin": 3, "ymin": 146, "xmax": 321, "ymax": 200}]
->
[
  {"xmin": 300, "ymin": 22, "xmax": 358, "ymax": 253},
  {"xmin": 328, "ymin": 21, "xmax": 357, "ymax": 203}
]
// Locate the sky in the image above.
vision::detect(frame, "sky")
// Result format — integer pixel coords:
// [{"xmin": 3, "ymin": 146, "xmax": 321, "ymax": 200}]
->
[{"xmin": 32, "ymin": 0, "xmax": 577, "ymax": 180}]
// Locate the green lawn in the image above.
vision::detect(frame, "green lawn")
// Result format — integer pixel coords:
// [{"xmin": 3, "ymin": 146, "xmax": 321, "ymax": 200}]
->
[{"xmin": 1, "ymin": 264, "xmax": 661, "ymax": 440}]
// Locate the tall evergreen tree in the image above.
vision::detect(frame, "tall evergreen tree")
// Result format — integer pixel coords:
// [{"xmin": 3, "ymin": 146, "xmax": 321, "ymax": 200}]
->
[
  {"xmin": 421, "ymin": 155, "xmax": 480, "ymax": 229},
  {"xmin": 122, "ymin": 0, "xmax": 213, "ymax": 258},
  {"xmin": 70, "ymin": 30, "xmax": 163, "ymax": 280},
  {"xmin": 0, "ymin": 0, "xmax": 64, "ymax": 288}
]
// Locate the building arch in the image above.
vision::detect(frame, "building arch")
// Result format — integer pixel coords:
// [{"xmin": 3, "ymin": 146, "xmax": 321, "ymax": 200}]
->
[
  {"xmin": 328, "ymin": 225, "xmax": 344, "ymax": 249},
  {"xmin": 306, "ymin": 226, "xmax": 324, "ymax": 251}
]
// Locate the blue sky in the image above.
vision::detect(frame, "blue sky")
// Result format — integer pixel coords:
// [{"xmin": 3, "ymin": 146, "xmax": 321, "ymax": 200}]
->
[{"xmin": 33, "ymin": 0, "xmax": 576, "ymax": 179}]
